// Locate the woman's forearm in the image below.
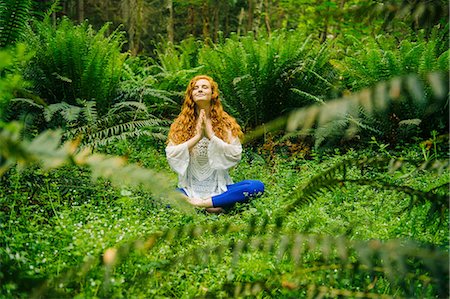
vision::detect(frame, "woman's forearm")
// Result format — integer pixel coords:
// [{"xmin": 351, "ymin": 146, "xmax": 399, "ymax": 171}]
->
[{"xmin": 186, "ymin": 133, "xmax": 203, "ymax": 151}]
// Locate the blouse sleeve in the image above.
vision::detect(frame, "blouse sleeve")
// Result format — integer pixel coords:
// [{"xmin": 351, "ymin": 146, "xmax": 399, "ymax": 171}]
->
[
  {"xmin": 208, "ymin": 134, "xmax": 242, "ymax": 170},
  {"xmin": 165, "ymin": 141, "xmax": 190, "ymax": 176}
]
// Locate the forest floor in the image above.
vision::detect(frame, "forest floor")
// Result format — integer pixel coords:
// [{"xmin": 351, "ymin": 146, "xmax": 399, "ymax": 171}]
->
[{"xmin": 1, "ymin": 142, "xmax": 448, "ymax": 298}]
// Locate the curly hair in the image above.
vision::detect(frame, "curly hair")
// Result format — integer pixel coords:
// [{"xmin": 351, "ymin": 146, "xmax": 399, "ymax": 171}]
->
[{"xmin": 168, "ymin": 75, "xmax": 243, "ymax": 145}]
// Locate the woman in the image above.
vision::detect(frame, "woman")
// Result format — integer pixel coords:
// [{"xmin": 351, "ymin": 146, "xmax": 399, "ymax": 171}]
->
[{"xmin": 165, "ymin": 75, "xmax": 264, "ymax": 212}]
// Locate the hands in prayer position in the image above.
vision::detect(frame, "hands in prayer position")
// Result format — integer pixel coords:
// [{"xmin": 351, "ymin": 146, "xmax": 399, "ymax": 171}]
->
[{"xmin": 195, "ymin": 109, "xmax": 214, "ymax": 140}]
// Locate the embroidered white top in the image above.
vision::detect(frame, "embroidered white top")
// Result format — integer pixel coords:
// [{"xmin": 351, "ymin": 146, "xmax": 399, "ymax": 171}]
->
[{"xmin": 165, "ymin": 134, "xmax": 242, "ymax": 199}]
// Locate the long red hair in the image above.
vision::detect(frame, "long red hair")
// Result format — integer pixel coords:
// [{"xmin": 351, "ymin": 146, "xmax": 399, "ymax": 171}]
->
[{"xmin": 168, "ymin": 75, "xmax": 243, "ymax": 144}]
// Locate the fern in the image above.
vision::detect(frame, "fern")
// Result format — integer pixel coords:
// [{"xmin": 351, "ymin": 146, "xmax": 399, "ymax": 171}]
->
[
  {"xmin": 0, "ymin": 121, "xmax": 188, "ymax": 210},
  {"xmin": 64, "ymin": 101, "xmax": 167, "ymax": 148},
  {"xmin": 118, "ymin": 59, "xmax": 193, "ymax": 118},
  {"xmin": 44, "ymin": 102, "xmax": 81, "ymax": 124},
  {"xmin": 11, "ymin": 97, "xmax": 167, "ymax": 148},
  {"xmin": 24, "ymin": 18, "xmax": 127, "ymax": 116},
  {"xmin": 279, "ymin": 72, "xmax": 449, "ymax": 146},
  {"xmin": 0, "ymin": 0, "xmax": 31, "ymax": 48},
  {"xmin": 198, "ymin": 30, "xmax": 338, "ymax": 129},
  {"xmin": 341, "ymin": 33, "xmax": 449, "ymax": 93},
  {"xmin": 79, "ymin": 99, "xmax": 98, "ymax": 124},
  {"xmin": 286, "ymin": 156, "xmax": 449, "ymax": 221}
]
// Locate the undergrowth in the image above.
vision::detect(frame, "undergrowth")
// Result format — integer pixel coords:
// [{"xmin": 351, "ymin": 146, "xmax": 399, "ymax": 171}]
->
[{"xmin": 0, "ymin": 139, "xmax": 448, "ymax": 298}]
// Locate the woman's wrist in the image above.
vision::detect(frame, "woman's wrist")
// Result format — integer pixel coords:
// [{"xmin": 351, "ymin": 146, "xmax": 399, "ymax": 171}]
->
[
  {"xmin": 187, "ymin": 132, "xmax": 202, "ymax": 150},
  {"xmin": 206, "ymin": 128, "xmax": 214, "ymax": 139}
]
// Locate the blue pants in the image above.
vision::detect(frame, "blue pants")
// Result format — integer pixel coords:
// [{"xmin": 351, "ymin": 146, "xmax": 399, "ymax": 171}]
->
[
  {"xmin": 178, "ymin": 180, "xmax": 265, "ymax": 208},
  {"xmin": 212, "ymin": 180, "xmax": 264, "ymax": 207}
]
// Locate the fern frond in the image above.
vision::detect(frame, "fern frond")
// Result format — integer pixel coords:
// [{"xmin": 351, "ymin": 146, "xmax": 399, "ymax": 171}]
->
[
  {"xmin": 10, "ymin": 98, "xmax": 44, "ymax": 110},
  {"xmin": 43, "ymin": 102, "xmax": 82, "ymax": 123},
  {"xmin": 66, "ymin": 110, "xmax": 167, "ymax": 148},
  {"xmin": 82, "ymin": 119, "xmax": 165, "ymax": 144},
  {"xmin": 43, "ymin": 102, "xmax": 70, "ymax": 122},
  {"xmin": 290, "ymin": 88, "xmax": 325, "ymax": 104},
  {"xmin": 25, "ymin": 18, "xmax": 127, "ymax": 115},
  {"xmin": 0, "ymin": 0, "xmax": 31, "ymax": 48},
  {"xmin": 109, "ymin": 101, "xmax": 148, "ymax": 113},
  {"xmin": 314, "ymin": 118, "xmax": 349, "ymax": 148},
  {"xmin": 280, "ymin": 72, "xmax": 449, "ymax": 145},
  {"xmin": 78, "ymin": 100, "xmax": 98, "ymax": 124},
  {"xmin": 84, "ymin": 130, "xmax": 165, "ymax": 149},
  {"xmin": 286, "ymin": 156, "xmax": 449, "ymax": 220}
]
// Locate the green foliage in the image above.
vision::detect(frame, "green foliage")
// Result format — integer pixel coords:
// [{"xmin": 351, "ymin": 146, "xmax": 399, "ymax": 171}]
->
[
  {"xmin": 199, "ymin": 30, "xmax": 339, "ymax": 129},
  {"xmin": 64, "ymin": 101, "xmax": 168, "ymax": 149},
  {"xmin": 337, "ymin": 32, "xmax": 449, "ymax": 91},
  {"xmin": 288, "ymin": 156, "xmax": 449, "ymax": 221},
  {"xmin": 0, "ymin": 117, "xmax": 448, "ymax": 298},
  {"xmin": 276, "ymin": 72, "xmax": 449, "ymax": 148},
  {"xmin": 123, "ymin": 37, "xmax": 208, "ymax": 118},
  {"xmin": 1, "ymin": 4, "xmax": 449, "ymax": 297},
  {"xmin": 8, "ymin": 98, "xmax": 168, "ymax": 148},
  {"xmin": 0, "ymin": 44, "xmax": 31, "ymax": 120},
  {"xmin": 153, "ymin": 36, "xmax": 203, "ymax": 72},
  {"xmin": 23, "ymin": 18, "xmax": 127, "ymax": 115},
  {"xmin": 359, "ymin": 0, "xmax": 449, "ymax": 34},
  {"xmin": 0, "ymin": 0, "xmax": 31, "ymax": 48},
  {"xmin": 0, "ymin": 122, "xmax": 184, "ymax": 209},
  {"xmin": 118, "ymin": 57, "xmax": 192, "ymax": 118}
]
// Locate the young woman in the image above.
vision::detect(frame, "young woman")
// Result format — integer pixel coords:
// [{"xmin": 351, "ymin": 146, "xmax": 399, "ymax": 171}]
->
[{"xmin": 165, "ymin": 75, "xmax": 264, "ymax": 212}]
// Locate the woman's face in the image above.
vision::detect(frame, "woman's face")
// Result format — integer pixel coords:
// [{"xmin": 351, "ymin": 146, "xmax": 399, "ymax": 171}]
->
[{"xmin": 192, "ymin": 79, "xmax": 212, "ymax": 104}]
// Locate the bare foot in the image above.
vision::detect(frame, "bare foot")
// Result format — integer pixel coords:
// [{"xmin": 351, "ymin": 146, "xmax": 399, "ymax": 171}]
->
[
  {"xmin": 205, "ymin": 207, "xmax": 225, "ymax": 214},
  {"xmin": 183, "ymin": 196, "xmax": 213, "ymax": 208}
]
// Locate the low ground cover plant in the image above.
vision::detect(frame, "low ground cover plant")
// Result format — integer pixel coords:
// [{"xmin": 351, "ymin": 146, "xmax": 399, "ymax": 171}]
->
[{"xmin": 1, "ymin": 136, "xmax": 448, "ymax": 298}]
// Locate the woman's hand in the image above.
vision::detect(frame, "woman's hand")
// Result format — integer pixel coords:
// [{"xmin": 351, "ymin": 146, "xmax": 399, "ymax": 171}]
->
[
  {"xmin": 204, "ymin": 116, "xmax": 214, "ymax": 139},
  {"xmin": 196, "ymin": 109, "xmax": 214, "ymax": 139},
  {"xmin": 195, "ymin": 110, "xmax": 206, "ymax": 138}
]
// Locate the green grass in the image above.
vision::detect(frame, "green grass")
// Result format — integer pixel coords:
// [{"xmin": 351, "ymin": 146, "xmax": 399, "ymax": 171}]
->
[{"xmin": 0, "ymin": 140, "xmax": 448, "ymax": 298}]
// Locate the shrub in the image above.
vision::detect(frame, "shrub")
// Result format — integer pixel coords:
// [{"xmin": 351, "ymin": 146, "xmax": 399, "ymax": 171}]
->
[
  {"xmin": 23, "ymin": 18, "xmax": 127, "ymax": 116},
  {"xmin": 199, "ymin": 30, "xmax": 340, "ymax": 130},
  {"xmin": 324, "ymin": 30, "xmax": 450, "ymax": 144}
]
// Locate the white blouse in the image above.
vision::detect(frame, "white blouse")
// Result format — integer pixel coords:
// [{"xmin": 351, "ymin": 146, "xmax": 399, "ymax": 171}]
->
[{"xmin": 165, "ymin": 134, "xmax": 242, "ymax": 199}]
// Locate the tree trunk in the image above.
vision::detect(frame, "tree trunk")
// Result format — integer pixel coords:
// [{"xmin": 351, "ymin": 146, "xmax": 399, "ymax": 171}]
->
[
  {"xmin": 224, "ymin": 3, "xmax": 229, "ymax": 36},
  {"xmin": 166, "ymin": 0, "xmax": 174, "ymax": 43},
  {"xmin": 78, "ymin": 0, "xmax": 84, "ymax": 22},
  {"xmin": 213, "ymin": 5, "xmax": 219, "ymax": 42},
  {"xmin": 264, "ymin": 0, "xmax": 271, "ymax": 35},
  {"xmin": 252, "ymin": 0, "xmax": 263, "ymax": 36},
  {"xmin": 202, "ymin": 2, "xmax": 210, "ymax": 41},
  {"xmin": 188, "ymin": 6, "xmax": 195, "ymax": 35},
  {"xmin": 132, "ymin": 0, "xmax": 144, "ymax": 55},
  {"xmin": 120, "ymin": 0, "xmax": 142, "ymax": 55},
  {"xmin": 237, "ymin": 7, "xmax": 245, "ymax": 36},
  {"xmin": 320, "ymin": 5, "xmax": 329, "ymax": 43},
  {"xmin": 247, "ymin": 0, "xmax": 253, "ymax": 33},
  {"xmin": 274, "ymin": 0, "xmax": 284, "ymax": 29}
]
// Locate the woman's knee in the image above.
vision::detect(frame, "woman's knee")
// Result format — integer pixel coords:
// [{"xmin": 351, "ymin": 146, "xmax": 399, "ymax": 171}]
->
[{"xmin": 248, "ymin": 180, "xmax": 264, "ymax": 195}]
